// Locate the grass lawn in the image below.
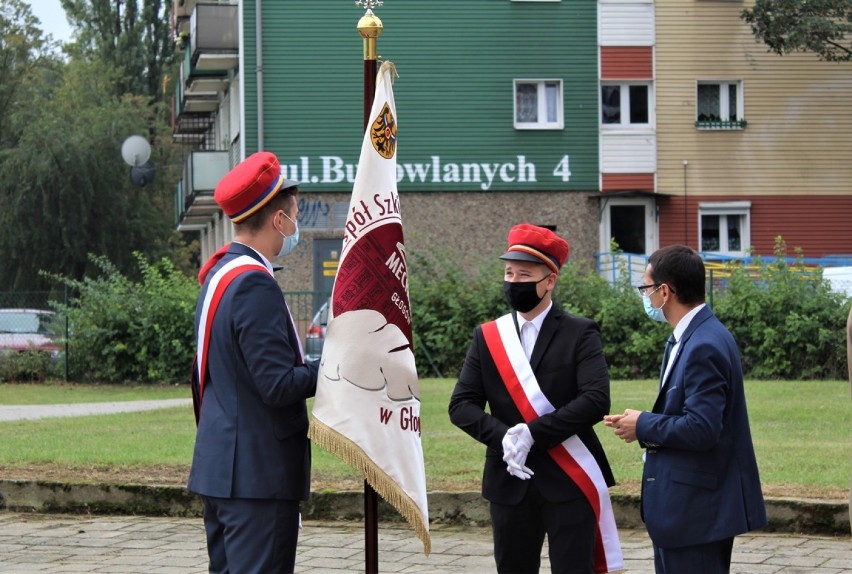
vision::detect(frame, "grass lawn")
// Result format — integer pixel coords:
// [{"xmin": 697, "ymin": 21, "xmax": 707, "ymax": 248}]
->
[{"xmin": 0, "ymin": 379, "xmax": 848, "ymax": 499}]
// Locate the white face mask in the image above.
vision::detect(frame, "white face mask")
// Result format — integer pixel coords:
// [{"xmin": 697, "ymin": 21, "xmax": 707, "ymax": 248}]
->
[
  {"xmin": 641, "ymin": 284, "xmax": 667, "ymax": 322},
  {"xmin": 276, "ymin": 212, "xmax": 299, "ymax": 257}
]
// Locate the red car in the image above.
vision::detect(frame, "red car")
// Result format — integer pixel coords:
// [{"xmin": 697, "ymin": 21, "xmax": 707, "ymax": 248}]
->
[{"xmin": 0, "ymin": 308, "xmax": 62, "ymax": 358}]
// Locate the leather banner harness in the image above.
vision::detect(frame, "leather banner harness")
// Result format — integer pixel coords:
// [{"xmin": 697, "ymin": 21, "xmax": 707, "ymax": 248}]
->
[{"xmin": 482, "ymin": 314, "xmax": 624, "ymax": 574}]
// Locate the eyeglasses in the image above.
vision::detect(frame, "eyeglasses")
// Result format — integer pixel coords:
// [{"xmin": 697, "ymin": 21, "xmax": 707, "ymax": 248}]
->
[{"xmin": 636, "ymin": 283, "xmax": 662, "ymax": 297}]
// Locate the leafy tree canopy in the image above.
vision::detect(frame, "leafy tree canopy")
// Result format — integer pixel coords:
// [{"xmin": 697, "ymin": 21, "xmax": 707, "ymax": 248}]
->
[
  {"xmin": 0, "ymin": 57, "xmax": 184, "ymax": 291},
  {"xmin": 742, "ymin": 0, "xmax": 852, "ymax": 62},
  {"xmin": 61, "ymin": 0, "xmax": 175, "ymax": 99}
]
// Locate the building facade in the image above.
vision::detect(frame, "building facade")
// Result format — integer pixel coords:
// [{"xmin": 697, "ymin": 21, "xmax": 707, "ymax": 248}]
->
[{"xmin": 173, "ymin": 0, "xmax": 852, "ymax": 300}]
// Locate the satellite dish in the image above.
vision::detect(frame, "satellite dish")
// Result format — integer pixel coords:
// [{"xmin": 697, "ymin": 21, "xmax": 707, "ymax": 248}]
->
[
  {"xmin": 129, "ymin": 161, "xmax": 156, "ymax": 187},
  {"xmin": 121, "ymin": 135, "xmax": 151, "ymax": 167}
]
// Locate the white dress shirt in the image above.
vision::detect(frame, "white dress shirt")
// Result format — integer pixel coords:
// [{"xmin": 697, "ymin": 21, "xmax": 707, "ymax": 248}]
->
[
  {"xmin": 661, "ymin": 303, "xmax": 706, "ymax": 386},
  {"xmin": 517, "ymin": 302, "xmax": 552, "ymax": 361}
]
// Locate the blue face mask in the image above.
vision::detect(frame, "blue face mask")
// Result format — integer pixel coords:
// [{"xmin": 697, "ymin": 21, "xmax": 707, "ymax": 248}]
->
[
  {"xmin": 276, "ymin": 212, "xmax": 299, "ymax": 257},
  {"xmin": 642, "ymin": 289, "xmax": 667, "ymax": 323}
]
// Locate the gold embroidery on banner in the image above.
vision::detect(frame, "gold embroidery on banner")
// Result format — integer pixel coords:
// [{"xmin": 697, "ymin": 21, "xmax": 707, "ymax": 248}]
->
[{"xmin": 371, "ymin": 102, "xmax": 397, "ymax": 159}]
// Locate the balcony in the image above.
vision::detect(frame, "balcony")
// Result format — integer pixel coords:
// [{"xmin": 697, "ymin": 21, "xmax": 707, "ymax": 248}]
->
[
  {"xmin": 173, "ymin": 0, "xmax": 198, "ymax": 20},
  {"xmin": 172, "ymin": 67, "xmax": 217, "ymax": 142},
  {"xmin": 182, "ymin": 48, "xmax": 228, "ymax": 96},
  {"xmin": 191, "ymin": 2, "xmax": 238, "ymax": 71},
  {"xmin": 176, "ymin": 151, "xmax": 230, "ymax": 230}
]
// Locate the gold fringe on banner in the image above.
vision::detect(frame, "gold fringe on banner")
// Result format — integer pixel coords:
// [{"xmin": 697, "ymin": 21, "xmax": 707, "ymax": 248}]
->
[{"xmin": 309, "ymin": 418, "xmax": 431, "ymax": 556}]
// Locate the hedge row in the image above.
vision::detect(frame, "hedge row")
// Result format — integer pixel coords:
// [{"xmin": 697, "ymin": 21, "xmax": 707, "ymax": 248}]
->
[{"xmin": 3, "ymin": 245, "xmax": 848, "ymax": 383}]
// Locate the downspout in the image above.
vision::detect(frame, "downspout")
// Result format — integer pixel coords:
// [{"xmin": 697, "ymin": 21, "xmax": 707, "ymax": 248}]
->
[{"xmin": 256, "ymin": 0, "xmax": 264, "ymax": 150}]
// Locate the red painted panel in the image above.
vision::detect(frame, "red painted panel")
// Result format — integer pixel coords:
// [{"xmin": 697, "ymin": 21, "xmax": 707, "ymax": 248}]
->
[
  {"xmin": 602, "ymin": 173, "xmax": 655, "ymax": 192},
  {"xmin": 658, "ymin": 195, "xmax": 852, "ymax": 257},
  {"xmin": 601, "ymin": 47, "xmax": 653, "ymax": 80}
]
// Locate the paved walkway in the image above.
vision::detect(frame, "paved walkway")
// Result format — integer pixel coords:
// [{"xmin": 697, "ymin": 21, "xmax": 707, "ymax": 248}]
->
[
  {"xmin": 0, "ymin": 400, "xmax": 192, "ymax": 422},
  {"xmin": 0, "ymin": 513, "xmax": 849, "ymax": 573},
  {"xmin": 2, "ymin": 401, "xmax": 851, "ymax": 572}
]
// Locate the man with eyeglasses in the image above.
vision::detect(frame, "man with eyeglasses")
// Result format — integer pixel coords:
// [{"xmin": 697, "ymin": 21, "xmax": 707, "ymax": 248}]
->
[
  {"xmin": 450, "ymin": 224, "xmax": 623, "ymax": 574},
  {"xmin": 604, "ymin": 245, "xmax": 766, "ymax": 574}
]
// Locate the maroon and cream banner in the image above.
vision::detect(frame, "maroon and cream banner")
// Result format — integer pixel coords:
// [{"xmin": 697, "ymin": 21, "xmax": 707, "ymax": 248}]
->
[
  {"xmin": 308, "ymin": 62, "xmax": 430, "ymax": 555},
  {"xmin": 482, "ymin": 314, "xmax": 624, "ymax": 574}
]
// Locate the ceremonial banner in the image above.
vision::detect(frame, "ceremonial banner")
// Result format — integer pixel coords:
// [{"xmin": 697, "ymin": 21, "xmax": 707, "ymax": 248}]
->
[{"xmin": 309, "ymin": 62, "xmax": 430, "ymax": 555}]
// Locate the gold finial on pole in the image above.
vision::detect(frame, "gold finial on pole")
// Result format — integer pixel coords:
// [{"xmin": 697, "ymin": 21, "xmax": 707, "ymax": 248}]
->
[{"xmin": 356, "ymin": 1, "xmax": 383, "ymax": 61}]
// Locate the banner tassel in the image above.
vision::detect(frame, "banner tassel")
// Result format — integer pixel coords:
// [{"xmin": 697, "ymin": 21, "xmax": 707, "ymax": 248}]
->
[{"xmin": 309, "ymin": 418, "xmax": 432, "ymax": 555}]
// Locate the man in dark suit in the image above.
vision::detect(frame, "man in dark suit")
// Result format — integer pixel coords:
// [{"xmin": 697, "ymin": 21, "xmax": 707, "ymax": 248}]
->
[
  {"xmin": 188, "ymin": 151, "xmax": 319, "ymax": 574},
  {"xmin": 449, "ymin": 224, "xmax": 623, "ymax": 574},
  {"xmin": 605, "ymin": 245, "xmax": 767, "ymax": 574}
]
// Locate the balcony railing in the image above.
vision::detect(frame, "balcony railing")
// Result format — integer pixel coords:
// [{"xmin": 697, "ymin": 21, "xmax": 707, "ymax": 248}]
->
[
  {"xmin": 190, "ymin": 2, "xmax": 238, "ymax": 71},
  {"xmin": 695, "ymin": 119, "xmax": 748, "ymax": 130}
]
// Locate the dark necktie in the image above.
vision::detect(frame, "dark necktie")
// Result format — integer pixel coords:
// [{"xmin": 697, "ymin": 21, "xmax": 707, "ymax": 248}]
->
[{"xmin": 660, "ymin": 334, "xmax": 676, "ymax": 383}]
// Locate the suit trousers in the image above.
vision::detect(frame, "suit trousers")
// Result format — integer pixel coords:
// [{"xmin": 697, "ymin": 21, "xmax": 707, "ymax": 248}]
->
[
  {"xmin": 201, "ymin": 495, "xmax": 300, "ymax": 574},
  {"xmin": 652, "ymin": 537, "xmax": 734, "ymax": 574},
  {"xmin": 490, "ymin": 483, "xmax": 596, "ymax": 574}
]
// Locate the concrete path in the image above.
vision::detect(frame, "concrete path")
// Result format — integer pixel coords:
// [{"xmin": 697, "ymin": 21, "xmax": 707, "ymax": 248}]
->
[
  {"xmin": 0, "ymin": 399, "xmax": 192, "ymax": 422},
  {"xmin": 0, "ymin": 513, "xmax": 850, "ymax": 573},
  {"xmin": 1, "ymin": 400, "xmax": 850, "ymax": 572}
]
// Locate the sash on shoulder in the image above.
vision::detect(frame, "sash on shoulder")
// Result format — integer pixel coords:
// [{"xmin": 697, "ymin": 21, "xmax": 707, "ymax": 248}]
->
[
  {"xmin": 193, "ymin": 255, "xmax": 271, "ymax": 421},
  {"xmin": 482, "ymin": 313, "xmax": 624, "ymax": 574}
]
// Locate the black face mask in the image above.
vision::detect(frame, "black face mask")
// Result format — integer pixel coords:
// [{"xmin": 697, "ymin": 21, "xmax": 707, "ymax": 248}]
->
[{"xmin": 503, "ymin": 275, "xmax": 551, "ymax": 313}]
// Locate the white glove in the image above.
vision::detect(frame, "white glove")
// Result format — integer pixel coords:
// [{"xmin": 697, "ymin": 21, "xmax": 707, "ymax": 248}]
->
[
  {"xmin": 502, "ymin": 423, "xmax": 535, "ymax": 480},
  {"xmin": 507, "ymin": 423, "xmax": 534, "ymax": 452}
]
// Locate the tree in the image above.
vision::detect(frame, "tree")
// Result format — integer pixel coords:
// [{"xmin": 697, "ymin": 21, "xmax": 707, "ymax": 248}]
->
[
  {"xmin": 60, "ymin": 0, "xmax": 175, "ymax": 100},
  {"xmin": 0, "ymin": 0, "xmax": 59, "ymax": 148},
  {"xmin": 742, "ymin": 0, "xmax": 852, "ymax": 62},
  {"xmin": 0, "ymin": 58, "xmax": 182, "ymax": 291}
]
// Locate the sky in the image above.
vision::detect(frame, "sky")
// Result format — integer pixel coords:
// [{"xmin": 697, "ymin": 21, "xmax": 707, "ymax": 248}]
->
[{"xmin": 27, "ymin": 0, "xmax": 74, "ymax": 44}]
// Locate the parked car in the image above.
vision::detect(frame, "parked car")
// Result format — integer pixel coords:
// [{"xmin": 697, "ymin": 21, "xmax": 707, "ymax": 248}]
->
[
  {"xmin": 0, "ymin": 308, "xmax": 62, "ymax": 359},
  {"xmin": 305, "ymin": 300, "xmax": 329, "ymax": 362}
]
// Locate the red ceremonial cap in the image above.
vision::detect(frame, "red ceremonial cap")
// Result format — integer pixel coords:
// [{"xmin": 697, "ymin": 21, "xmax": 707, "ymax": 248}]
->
[
  {"xmin": 214, "ymin": 151, "xmax": 299, "ymax": 224},
  {"xmin": 499, "ymin": 224, "xmax": 570, "ymax": 274}
]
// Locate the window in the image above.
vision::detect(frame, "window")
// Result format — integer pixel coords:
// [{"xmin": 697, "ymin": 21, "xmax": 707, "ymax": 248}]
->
[
  {"xmin": 601, "ymin": 83, "xmax": 651, "ymax": 126},
  {"xmin": 514, "ymin": 80, "xmax": 563, "ymax": 129},
  {"xmin": 696, "ymin": 81, "xmax": 746, "ymax": 129},
  {"xmin": 699, "ymin": 202, "xmax": 750, "ymax": 255}
]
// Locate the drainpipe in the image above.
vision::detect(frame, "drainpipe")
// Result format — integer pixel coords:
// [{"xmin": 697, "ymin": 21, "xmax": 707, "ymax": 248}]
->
[{"xmin": 256, "ymin": 0, "xmax": 264, "ymax": 150}]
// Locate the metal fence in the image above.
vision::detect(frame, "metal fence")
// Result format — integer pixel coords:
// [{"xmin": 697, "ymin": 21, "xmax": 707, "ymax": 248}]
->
[
  {"xmin": 594, "ymin": 252, "xmax": 852, "ymax": 306},
  {"xmin": 283, "ymin": 290, "xmax": 331, "ymax": 348}
]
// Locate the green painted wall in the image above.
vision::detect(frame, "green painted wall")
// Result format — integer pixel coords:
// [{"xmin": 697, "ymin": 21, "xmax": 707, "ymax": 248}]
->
[{"xmin": 248, "ymin": 0, "xmax": 598, "ymax": 192}]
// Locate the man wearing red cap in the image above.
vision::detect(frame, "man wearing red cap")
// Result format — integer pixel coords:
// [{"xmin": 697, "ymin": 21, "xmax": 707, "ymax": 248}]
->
[
  {"xmin": 449, "ymin": 224, "xmax": 623, "ymax": 574},
  {"xmin": 188, "ymin": 151, "xmax": 318, "ymax": 574}
]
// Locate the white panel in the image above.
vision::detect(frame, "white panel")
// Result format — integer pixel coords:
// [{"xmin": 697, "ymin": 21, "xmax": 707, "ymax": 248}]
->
[
  {"xmin": 599, "ymin": 3, "xmax": 655, "ymax": 46},
  {"xmin": 600, "ymin": 132, "xmax": 657, "ymax": 172}
]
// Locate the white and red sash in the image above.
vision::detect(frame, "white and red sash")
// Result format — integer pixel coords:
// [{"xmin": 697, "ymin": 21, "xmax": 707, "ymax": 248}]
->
[
  {"xmin": 482, "ymin": 313, "xmax": 624, "ymax": 574},
  {"xmin": 193, "ymin": 255, "xmax": 271, "ymax": 421}
]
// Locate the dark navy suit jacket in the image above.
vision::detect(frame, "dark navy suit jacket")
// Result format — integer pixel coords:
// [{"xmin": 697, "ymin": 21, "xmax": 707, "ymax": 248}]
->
[
  {"xmin": 187, "ymin": 243, "xmax": 318, "ymax": 501},
  {"xmin": 449, "ymin": 306, "xmax": 614, "ymax": 505},
  {"xmin": 636, "ymin": 305, "xmax": 767, "ymax": 548}
]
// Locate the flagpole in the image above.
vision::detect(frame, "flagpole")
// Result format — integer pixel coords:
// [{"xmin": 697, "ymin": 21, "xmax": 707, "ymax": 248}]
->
[{"xmin": 356, "ymin": 3, "xmax": 383, "ymax": 572}]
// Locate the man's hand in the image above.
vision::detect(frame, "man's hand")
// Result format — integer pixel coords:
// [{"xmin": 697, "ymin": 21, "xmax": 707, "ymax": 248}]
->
[
  {"xmin": 603, "ymin": 409, "xmax": 642, "ymax": 443},
  {"xmin": 502, "ymin": 423, "xmax": 535, "ymax": 479}
]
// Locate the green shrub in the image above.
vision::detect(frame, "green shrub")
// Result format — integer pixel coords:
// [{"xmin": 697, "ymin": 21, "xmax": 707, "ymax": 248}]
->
[
  {"xmin": 48, "ymin": 253, "xmax": 199, "ymax": 384},
  {"xmin": 0, "ymin": 348, "xmax": 63, "ymax": 382},
  {"xmin": 410, "ymin": 239, "xmax": 850, "ymax": 381},
  {"xmin": 409, "ymin": 251, "xmax": 505, "ymax": 378},
  {"xmin": 713, "ymin": 239, "xmax": 850, "ymax": 380}
]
